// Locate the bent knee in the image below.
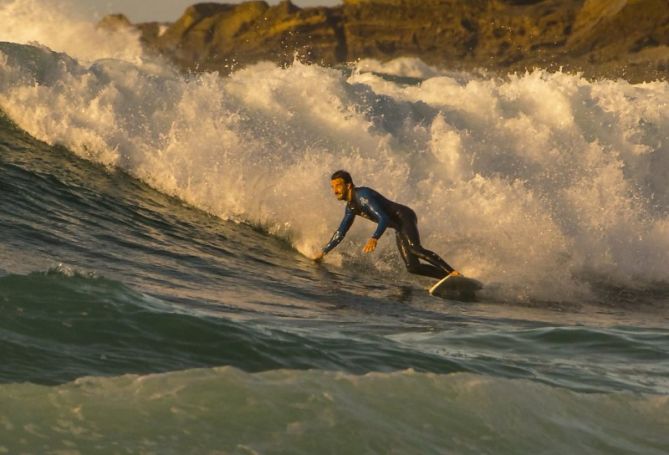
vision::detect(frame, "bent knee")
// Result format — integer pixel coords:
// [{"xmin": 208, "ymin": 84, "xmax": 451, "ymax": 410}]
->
[{"xmin": 406, "ymin": 245, "xmax": 429, "ymax": 259}]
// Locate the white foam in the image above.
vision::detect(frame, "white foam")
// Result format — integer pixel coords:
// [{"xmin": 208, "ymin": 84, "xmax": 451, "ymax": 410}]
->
[
  {"xmin": 0, "ymin": 1, "xmax": 668, "ymax": 302},
  {"xmin": 0, "ymin": 0, "xmax": 144, "ymax": 64},
  {"xmin": 354, "ymin": 57, "xmax": 442, "ymax": 79}
]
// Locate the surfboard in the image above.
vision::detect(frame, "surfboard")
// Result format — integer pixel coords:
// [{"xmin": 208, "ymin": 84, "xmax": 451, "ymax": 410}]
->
[{"xmin": 429, "ymin": 274, "xmax": 483, "ymax": 301}]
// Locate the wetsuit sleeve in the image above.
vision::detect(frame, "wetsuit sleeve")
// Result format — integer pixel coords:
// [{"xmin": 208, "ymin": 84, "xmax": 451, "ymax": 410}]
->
[
  {"xmin": 362, "ymin": 194, "xmax": 391, "ymax": 240},
  {"xmin": 322, "ymin": 206, "xmax": 355, "ymax": 254}
]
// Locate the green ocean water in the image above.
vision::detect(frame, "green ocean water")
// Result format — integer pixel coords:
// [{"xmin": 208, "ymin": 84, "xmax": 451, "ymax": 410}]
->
[{"xmin": 2, "ymin": 368, "xmax": 667, "ymax": 455}]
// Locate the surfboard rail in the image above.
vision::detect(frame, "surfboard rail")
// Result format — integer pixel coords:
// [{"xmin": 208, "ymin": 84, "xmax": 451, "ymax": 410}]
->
[{"xmin": 429, "ymin": 274, "xmax": 483, "ymax": 300}]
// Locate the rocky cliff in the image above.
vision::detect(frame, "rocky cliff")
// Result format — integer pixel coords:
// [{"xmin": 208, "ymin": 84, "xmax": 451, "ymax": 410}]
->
[{"xmin": 99, "ymin": 0, "xmax": 669, "ymax": 82}]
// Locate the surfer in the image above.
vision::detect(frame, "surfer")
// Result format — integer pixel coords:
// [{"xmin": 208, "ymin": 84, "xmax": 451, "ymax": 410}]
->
[{"xmin": 314, "ymin": 170, "xmax": 460, "ymax": 279}]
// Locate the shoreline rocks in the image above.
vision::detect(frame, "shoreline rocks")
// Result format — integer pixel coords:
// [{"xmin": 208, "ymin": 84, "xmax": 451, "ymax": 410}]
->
[{"xmin": 99, "ymin": 0, "xmax": 669, "ymax": 82}]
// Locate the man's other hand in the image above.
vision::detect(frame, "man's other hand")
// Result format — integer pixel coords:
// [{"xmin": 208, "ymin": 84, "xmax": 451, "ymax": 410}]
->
[{"xmin": 362, "ymin": 238, "xmax": 377, "ymax": 253}]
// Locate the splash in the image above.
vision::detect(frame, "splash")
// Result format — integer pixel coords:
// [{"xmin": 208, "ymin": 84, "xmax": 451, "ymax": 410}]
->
[
  {"xmin": 354, "ymin": 57, "xmax": 442, "ymax": 79},
  {"xmin": 0, "ymin": 4, "xmax": 667, "ymax": 302},
  {"xmin": 0, "ymin": 0, "xmax": 144, "ymax": 63}
]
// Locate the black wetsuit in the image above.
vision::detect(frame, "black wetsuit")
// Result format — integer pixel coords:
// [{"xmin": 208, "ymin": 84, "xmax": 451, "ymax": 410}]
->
[{"xmin": 322, "ymin": 187, "xmax": 454, "ymax": 279}]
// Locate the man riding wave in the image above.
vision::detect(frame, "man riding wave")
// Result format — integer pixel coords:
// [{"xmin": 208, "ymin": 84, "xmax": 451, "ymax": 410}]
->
[{"xmin": 315, "ymin": 170, "xmax": 460, "ymax": 279}]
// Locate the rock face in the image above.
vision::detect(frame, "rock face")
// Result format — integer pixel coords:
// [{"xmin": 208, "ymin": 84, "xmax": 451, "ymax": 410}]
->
[
  {"xmin": 101, "ymin": 0, "xmax": 669, "ymax": 82},
  {"xmin": 152, "ymin": 1, "xmax": 345, "ymax": 71}
]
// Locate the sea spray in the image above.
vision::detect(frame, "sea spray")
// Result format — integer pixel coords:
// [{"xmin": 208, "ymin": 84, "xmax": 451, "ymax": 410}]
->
[{"xmin": 0, "ymin": 0, "xmax": 145, "ymax": 64}]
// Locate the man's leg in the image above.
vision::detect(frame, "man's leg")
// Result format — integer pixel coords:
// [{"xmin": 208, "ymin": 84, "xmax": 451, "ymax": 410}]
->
[
  {"xmin": 395, "ymin": 231, "xmax": 448, "ymax": 279},
  {"xmin": 396, "ymin": 209, "xmax": 455, "ymax": 277}
]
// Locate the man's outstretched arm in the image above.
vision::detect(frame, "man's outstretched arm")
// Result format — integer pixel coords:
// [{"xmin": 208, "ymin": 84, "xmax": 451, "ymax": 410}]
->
[{"xmin": 315, "ymin": 208, "xmax": 355, "ymax": 261}]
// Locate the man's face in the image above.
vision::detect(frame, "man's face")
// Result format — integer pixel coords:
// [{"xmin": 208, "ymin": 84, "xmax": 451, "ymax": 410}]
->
[{"xmin": 330, "ymin": 178, "xmax": 350, "ymax": 201}]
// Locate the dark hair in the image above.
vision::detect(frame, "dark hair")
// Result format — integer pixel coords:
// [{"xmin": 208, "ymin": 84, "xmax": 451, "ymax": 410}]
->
[{"xmin": 330, "ymin": 170, "xmax": 353, "ymax": 185}]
